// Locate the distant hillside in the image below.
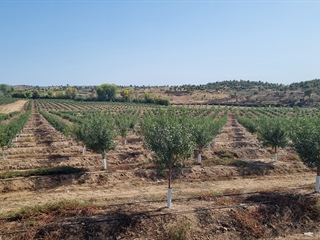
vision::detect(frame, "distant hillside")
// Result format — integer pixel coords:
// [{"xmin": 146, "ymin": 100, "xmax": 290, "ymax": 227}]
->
[{"xmin": 10, "ymin": 78, "xmax": 320, "ymax": 107}]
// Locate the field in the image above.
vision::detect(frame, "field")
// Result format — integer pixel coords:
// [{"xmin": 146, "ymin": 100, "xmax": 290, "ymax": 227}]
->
[{"xmin": 0, "ymin": 99, "xmax": 319, "ymax": 240}]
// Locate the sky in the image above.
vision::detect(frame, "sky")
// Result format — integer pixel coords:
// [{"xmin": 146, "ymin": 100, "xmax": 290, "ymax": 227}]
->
[{"xmin": 0, "ymin": 0, "xmax": 319, "ymax": 87}]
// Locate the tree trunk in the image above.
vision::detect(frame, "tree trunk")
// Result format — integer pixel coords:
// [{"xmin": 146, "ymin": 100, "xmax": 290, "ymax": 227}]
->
[
  {"xmin": 167, "ymin": 167, "xmax": 172, "ymax": 208},
  {"xmin": 124, "ymin": 137, "xmax": 127, "ymax": 145},
  {"xmin": 167, "ymin": 187, "xmax": 172, "ymax": 208},
  {"xmin": 102, "ymin": 151, "xmax": 107, "ymax": 170},
  {"xmin": 82, "ymin": 146, "xmax": 85, "ymax": 156},
  {"xmin": 316, "ymin": 167, "xmax": 320, "ymax": 192},
  {"xmin": 197, "ymin": 153, "xmax": 202, "ymax": 164},
  {"xmin": 274, "ymin": 146, "xmax": 278, "ymax": 161}
]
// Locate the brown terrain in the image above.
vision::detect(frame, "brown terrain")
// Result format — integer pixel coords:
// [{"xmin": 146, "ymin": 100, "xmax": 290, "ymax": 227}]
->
[
  {"xmin": 0, "ymin": 100, "xmax": 27, "ymax": 113},
  {"xmin": 0, "ymin": 100, "xmax": 319, "ymax": 239}
]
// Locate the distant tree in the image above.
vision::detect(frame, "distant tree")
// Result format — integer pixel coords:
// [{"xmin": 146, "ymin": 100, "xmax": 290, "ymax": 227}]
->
[
  {"xmin": 47, "ymin": 91, "xmax": 54, "ymax": 98},
  {"xmin": 96, "ymin": 84, "xmax": 117, "ymax": 101},
  {"xmin": 32, "ymin": 90, "xmax": 41, "ymax": 99},
  {"xmin": 65, "ymin": 87, "xmax": 78, "ymax": 99},
  {"xmin": 0, "ymin": 84, "xmax": 12, "ymax": 96},
  {"xmin": 25, "ymin": 91, "xmax": 32, "ymax": 98},
  {"xmin": 120, "ymin": 88, "xmax": 133, "ymax": 102},
  {"xmin": 144, "ymin": 92, "xmax": 152, "ymax": 103},
  {"xmin": 304, "ymin": 89, "xmax": 313, "ymax": 99}
]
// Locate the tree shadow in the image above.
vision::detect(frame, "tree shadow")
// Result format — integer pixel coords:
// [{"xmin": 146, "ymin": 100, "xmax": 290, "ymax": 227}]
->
[
  {"xmin": 242, "ymin": 191, "xmax": 320, "ymax": 238},
  {"xmin": 32, "ymin": 167, "xmax": 86, "ymax": 191},
  {"xmin": 234, "ymin": 160, "xmax": 275, "ymax": 176}
]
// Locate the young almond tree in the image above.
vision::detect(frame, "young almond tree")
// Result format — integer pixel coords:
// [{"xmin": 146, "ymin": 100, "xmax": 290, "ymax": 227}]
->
[
  {"xmin": 192, "ymin": 117, "xmax": 226, "ymax": 164},
  {"xmin": 292, "ymin": 118, "xmax": 320, "ymax": 192},
  {"xmin": 141, "ymin": 108, "xmax": 194, "ymax": 208},
  {"xmin": 114, "ymin": 113, "xmax": 138, "ymax": 145},
  {"xmin": 257, "ymin": 118, "xmax": 288, "ymax": 161},
  {"xmin": 75, "ymin": 111, "xmax": 115, "ymax": 170}
]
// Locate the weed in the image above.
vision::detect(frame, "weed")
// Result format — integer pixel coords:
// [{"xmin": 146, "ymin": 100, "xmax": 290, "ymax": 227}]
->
[
  {"xmin": 1, "ymin": 200, "xmax": 93, "ymax": 220},
  {"xmin": 167, "ymin": 220, "xmax": 191, "ymax": 240}
]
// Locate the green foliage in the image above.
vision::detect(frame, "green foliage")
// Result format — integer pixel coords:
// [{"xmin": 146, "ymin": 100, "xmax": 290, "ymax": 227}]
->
[
  {"xmin": 304, "ymin": 88, "xmax": 313, "ymax": 98},
  {"xmin": 141, "ymin": 108, "xmax": 194, "ymax": 187},
  {"xmin": 0, "ymin": 111, "xmax": 31, "ymax": 155},
  {"xmin": 257, "ymin": 118, "xmax": 288, "ymax": 153},
  {"xmin": 292, "ymin": 118, "xmax": 320, "ymax": 168},
  {"xmin": 65, "ymin": 87, "xmax": 78, "ymax": 99},
  {"xmin": 0, "ymin": 97, "xmax": 17, "ymax": 105},
  {"xmin": 96, "ymin": 84, "xmax": 117, "ymax": 101},
  {"xmin": 191, "ymin": 115, "xmax": 225, "ymax": 153},
  {"xmin": 0, "ymin": 84, "xmax": 12, "ymax": 96},
  {"xmin": 114, "ymin": 113, "xmax": 138, "ymax": 140},
  {"xmin": 0, "ymin": 123, "xmax": 9, "ymax": 152},
  {"xmin": 120, "ymin": 88, "xmax": 133, "ymax": 102},
  {"xmin": 74, "ymin": 111, "xmax": 116, "ymax": 157},
  {"xmin": 40, "ymin": 111, "xmax": 69, "ymax": 134},
  {"xmin": 236, "ymin": 115, "xmax": 258, "ymax": 134},
  {"xmin": 32, "ymin": 90, "xmax": 41, "ymax": 99},
  {"xmin": 191, "ymin": 118, "xmax": 213, "ymax": 151}
]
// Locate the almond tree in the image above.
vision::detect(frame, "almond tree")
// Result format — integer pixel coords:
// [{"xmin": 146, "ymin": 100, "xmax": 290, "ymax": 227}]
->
[
  {"xmin": 115, "ymin": 113, "xmax": 138, "ymax": 145},
  {"xmin": 257, "ymin": 118, "xmax": 288, "ymax": 161},
  {"xmin": 292, "ymin": 118, "xmax": 320, "ymax": 192},
  {"xmin": 192, "ymin": 116, "xmax": 226, "ymax": 164},
  {"xmin": 75, "ymin": 111, "xmax": 115, "ymax": 170},
  {"xmin": 140, "ymin": 108, "xmax": 194, "ymax": 208}
]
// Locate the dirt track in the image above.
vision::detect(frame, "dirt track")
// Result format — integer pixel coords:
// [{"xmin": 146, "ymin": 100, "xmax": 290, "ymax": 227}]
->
[{"xmin": 0, "ymin": 100, "xmax": 27, "ymax": 113}]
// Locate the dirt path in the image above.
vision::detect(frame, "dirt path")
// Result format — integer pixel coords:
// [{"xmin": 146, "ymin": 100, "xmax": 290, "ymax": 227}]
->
[
  {"xmin": 213, "ymin": 112, "xmax": 271, "ymax": 159},
  {"xmin": 0, "ymin": 171, "xmax": 315, "ymax": 213},
  {"xmin": 0, "ymin": 100, "xmax": 27, "ymax": 114}
]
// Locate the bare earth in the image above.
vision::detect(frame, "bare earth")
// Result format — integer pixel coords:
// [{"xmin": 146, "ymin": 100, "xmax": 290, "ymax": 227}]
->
[{"xmin": 0, "ymin": 100, "xmax": 27, "ymax": 113}]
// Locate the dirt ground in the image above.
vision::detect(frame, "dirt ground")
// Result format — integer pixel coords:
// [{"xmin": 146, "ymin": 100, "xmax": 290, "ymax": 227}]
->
[
  {"xmin": 0, "ymin": 102, "xmax": 319, "ymax": 239},
  {"xmin": 0, "ymin": 100, "xmax": 27, "ymax": 113}
]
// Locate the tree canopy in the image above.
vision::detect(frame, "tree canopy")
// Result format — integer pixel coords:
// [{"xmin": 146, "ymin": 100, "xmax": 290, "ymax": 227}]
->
[
  {"xmin": 140, "ymin": 108, "xmax": 194, "ymax": 188},
  {"xmin": 96, "ymin": 84, "xmax": 117, "ymax": 101}
]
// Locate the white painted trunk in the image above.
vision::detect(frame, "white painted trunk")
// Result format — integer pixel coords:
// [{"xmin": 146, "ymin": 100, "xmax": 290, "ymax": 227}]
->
[
  {"xmin": 103, "ymin": 158, "xmax": 107, "ymax": 170},
  {"xmin": 316, "ymin": 176, "xmax": 320, "ymax": 192},
  {"xmin": 82, "ymin": 146, "xmax": 85, "ymax": 156},
  {"xmin": 167, "ymin": 188, "xmax": 172, "ymax": 208},
  {"xmin": 197, "ymin": 153, "xmax": 202, "ymax": 164},
  {"xmin": 15, "ymin": 137, "xmax": 17, "ymax": 142},
  {"xmin": 274, "ymin": 153, "xmax": 278, "ymax": 161},
  {"xmin": 124, "ymin": 139, "xmax": 127, "ymax": 145}
]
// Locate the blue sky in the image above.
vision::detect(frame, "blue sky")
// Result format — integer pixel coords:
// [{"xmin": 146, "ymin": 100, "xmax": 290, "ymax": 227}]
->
[{"xmin": 0, "ymin": 0, "xmax": 319, "ymax": 87}]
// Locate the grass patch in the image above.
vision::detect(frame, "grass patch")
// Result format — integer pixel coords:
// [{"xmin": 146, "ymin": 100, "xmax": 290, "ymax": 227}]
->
[
  {"xmin": 166, "ymin": 220, "xmax": 191, "ymax": 240},
  {"xmin": 0, "ymin": 200, "xmax": 94, "ymax": 220},
  {"xmin": 214, "ymin": 149, "xmax": 238, "ymax": 159},
  {"xmin": 0, "ymin": 166, "xmax": 86, "ymax": 179},
  {"xmin": 202, "ymin": 158, "xmax": 249, "ymax": 167}
]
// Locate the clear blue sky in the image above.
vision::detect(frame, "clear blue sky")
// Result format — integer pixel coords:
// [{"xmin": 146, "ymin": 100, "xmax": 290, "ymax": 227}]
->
[{"xmin": 0, "ymin": 0, "xmax": 319, "ymax": 87}]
